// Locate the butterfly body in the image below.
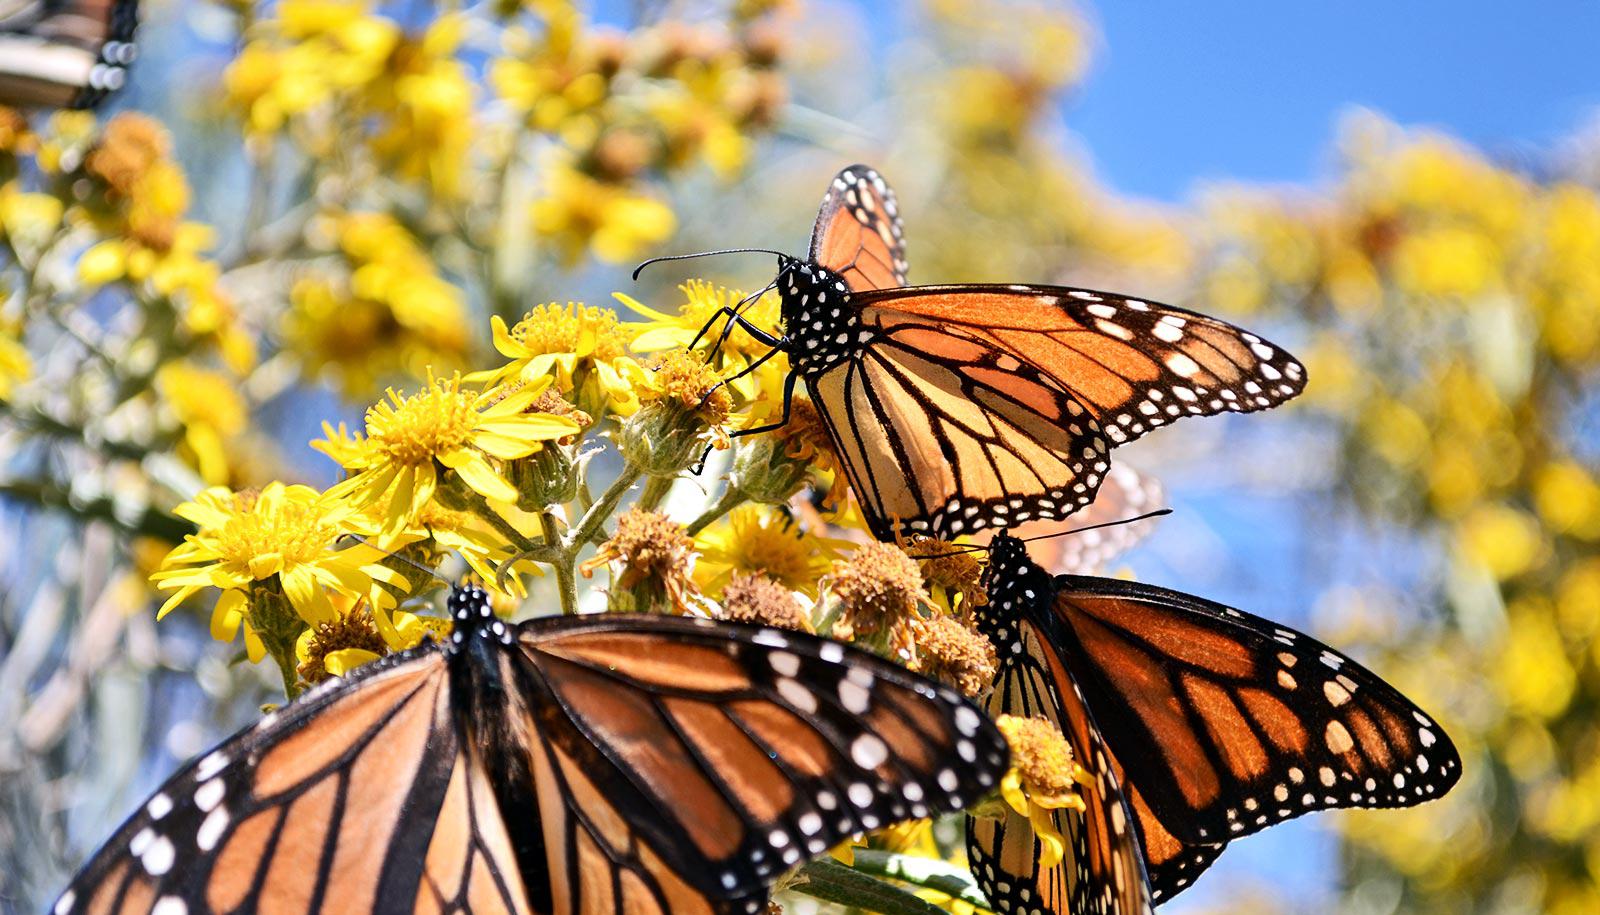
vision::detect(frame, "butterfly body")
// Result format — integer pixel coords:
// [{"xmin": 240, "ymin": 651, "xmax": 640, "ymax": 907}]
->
[
  {"xmin": 774, "ymin": 260, "xmax": 866, "ymax": 377},
  {"xmin": 966, "ymin": 534, "xmax": 1460, "ymax": 914},
  {"xmin": 58, "ymin": 586, "xmax": 1009, "ymax": 915}
]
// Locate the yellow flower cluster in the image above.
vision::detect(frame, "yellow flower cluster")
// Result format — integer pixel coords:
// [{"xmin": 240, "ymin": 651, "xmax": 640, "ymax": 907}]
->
[{"xmin": 288, "ymin": 212, "xmax": 471, "ymax": 396}]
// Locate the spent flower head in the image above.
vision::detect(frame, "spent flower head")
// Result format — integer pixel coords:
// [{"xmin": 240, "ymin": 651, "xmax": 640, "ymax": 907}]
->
[
  {"xmin": 910, "ymin": 613, "xmax": 998, "ymax": 699},
  {"xmin": 823, "ymin": 540, "xmax": 928, "ymax": 652},
  {"xmin": 580, "ymin": 508, "xmax": 703, "ymax": 614},
  {"xmin": 716, "ymin": 572, "xmax": 811, "ymax": 632}
]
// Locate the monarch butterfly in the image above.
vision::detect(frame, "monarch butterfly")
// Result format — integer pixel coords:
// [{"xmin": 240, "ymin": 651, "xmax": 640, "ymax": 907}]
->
[
  {"xmin": 642, "ymin": 164, "xmax": 1306, "ymax": 543},
  {"xmin": 0, "ymin": 0, "xmax": 138, "ymax": 109},
  {"xmin": 55, "ymin": 584, "xmax": 1009, "ymax": 915},
  {"xmin": 965, "ymin": 533, "xmax": 1460, "ymax": 915},
  {"xmin": 976, "ymin": 462, "xmax": 1165, "ymax": 576}
]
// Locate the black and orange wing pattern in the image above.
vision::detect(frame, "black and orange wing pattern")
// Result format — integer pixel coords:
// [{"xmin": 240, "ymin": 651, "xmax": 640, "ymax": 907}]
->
[
  {"xmin": 1049, "ymin": 575, "xmax": 1462, "ymax": 851},
  {"xmin": 53, "ymin": 646, "xmax": 535, "ymax": 915},
  {"xmin": 968, "ymin": 539, "xmax": 1152, "ymax": 915},
  {"xmin": 804, "ymin": 318, "xmax": 1111, "ymax": 541},
  {"xmin": 514, "ymin": 614, "xmax": 1007, "ymax": 914},
  {"xmin": 57, "ymin": 587, "xmax": 1009, "ymax": 915},
  {"xmin": 808, "ymin": 164, "xmax": 908, "ymax": 293},
  {"xmin": 0, "ymin": 0, "xmax": 138, "ymax": 108},
  {"xmin": 854, "ymin": 284, "xmax": 1307, "ymax": 448}
]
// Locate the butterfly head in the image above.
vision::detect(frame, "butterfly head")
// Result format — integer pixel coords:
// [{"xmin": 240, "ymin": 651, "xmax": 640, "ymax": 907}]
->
[
  {"xmin": 446, "ymin": 584, "xmax": 513, "ymax": 648},
  {"xmin": 777, "ymin": 260, "xmax": 860, "ymax": 374},
  {"xmin": 976, "ymin": 534, "xmax": 1050, "ymax": 637}
]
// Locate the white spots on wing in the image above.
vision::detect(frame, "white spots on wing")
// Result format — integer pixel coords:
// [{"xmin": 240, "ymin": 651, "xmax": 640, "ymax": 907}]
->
[
  {"xmin": 769, "ymin": 829, "xmax": 789, "ymax": 849},
  {"xmin": 197, "ymin": 807, "xmax": 229, "ymax": 851},
  {"xmin": 1278, "ymin": 651, "xmax": 1297, "ymax": 667},
  {"xmin": 1166, "ymin": 353, "xmax": 1201, "ymax": 377},
  {"xmin": 1277, "ymin": 670, "xmax": 1297, "ymax": 690},
  {"xmin": 768, "ymin": 650, "xmax": 801, "ymax": 677},
  {"xmin": 1273, "ymin": 784, "xmax": 1289, "ymax": 802},
  {"xmin": 1319, "ymin": 766, "xmax": 1337, "ymax": 787},
  {"xmin": 752, "ymin": 629, "xmax": 789, "ymax": 648},
  {"xmin": 1324, "ymin": 680, "xmax": 1352, "ymax": 707},
  {"xmin": 1288, "ymin": 766, "xmax": 1305, "ymax": 784},
  {"xmin": 1320, "ymin": 651, "xmax": 1344, "ymax": 670},
  {"xmin": 1419, "ymin": 728, "xmax": 1437, "ymax": 748},
  {"xmin": 1325, "ymin": 721, "xmax": 1355, "ymax": 754},
  {"xmin": 1067, "ymin": 290, "xmax": 1101, "ymax": 301},
  {"xmin": 142, "ymin": 835, "xmax": 176, "ymax": 876},
  {"xmin": 194, "ymin": 779, "xmax": 225, "ymax": 813},
  {"xmin": 955, "ymin": 706, "xmax": 982, "ymax": 737},
  {"xmin": 1096, "ymin": 318, "xmax": 1133, "ymax": 341},
  {"xmin": 851, "ymin": 734, "xmax": 889, "ymax": 769},
  {"xmin": 1087, "ymin": 303, "xmax": 1118, "ymax": 319},
  {"xmin": 1393, "ymin": 773, "xmax": 1407, "ymax": 789},
  {"xmin": 848, "ymin": 782, "xmax": 873, "ymax": 808},
  {"xmin": 146, "ymin": 793, "xmax": 173, "ymax": 820},
  {"xmin": 196, "ymin": 751, "xmax": 229, "ymax": 780},
  {"xmin": 54, "ymin": 892, "xmax": 75, "ymax": 915},
  {"xmin": 777, "ymin": 677, "xmax": 817, "ymax": 714},
  {"xmin": 151, "ymin": 899, "xmax": 187, "ymax": 915},
  {"xmin": 938, "ymin": 768, "xmax": 960, "ymax": 792},
  {"xmin": 799, "ymin": 812, "xmax": 823, "ymax": 835},
  {"xmin": 818, "ymin": 641, "xmax": 845, "ymax": 664},
  {"xmin": 839, "ymin": 673, "xmax": 872, "ymax": 714},
  {"xmin": 1152, "ymin": 322, "xmax": 1183, "ymax": 342}
]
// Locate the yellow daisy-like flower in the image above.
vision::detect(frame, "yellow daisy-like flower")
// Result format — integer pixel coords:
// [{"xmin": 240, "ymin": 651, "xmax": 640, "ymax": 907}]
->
[
  {"xmin": 474, "ymin": 302, "xmax": 645, "ymax": 419},
  {"xmin": 992, "ymin": 714, "xmax": 1092, "ymax": 869},
  {"xmin": 693, "ymin": 504, "xmax": 849, "ymax": 599},
  {"xmin": 318, "ymin": 373, "xmax": 581, "ymax": 536},
  {"xmin": 151, "ymin": 482, "xmax": 404, "ymax": 629},
  {"xmin": 617, "ymin": 280, "xmax": 785, "ymax": 398},
  {"xmin": 352, "ymin": 498, "xmax": 543, "ymax": 600},
  {"xmin": 156, "ymin": 361, "xmax": 248, "ymax": 486},
  {"xmin": 294, "ymin": 598, "xmax": 446, "ymax": 684}
]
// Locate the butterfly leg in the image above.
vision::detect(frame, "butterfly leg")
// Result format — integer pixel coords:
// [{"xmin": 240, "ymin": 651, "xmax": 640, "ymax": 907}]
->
[
  {"xmin": 730, "ymin": 370, "xmax": 796, "ymax": 438},
  {"xmin": 688, "ymin": 307, "xmax": 784, "ymax": 356}
]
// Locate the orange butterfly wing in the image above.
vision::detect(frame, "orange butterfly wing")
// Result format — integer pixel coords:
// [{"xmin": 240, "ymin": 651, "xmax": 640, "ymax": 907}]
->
[
  {"xmin": 966, "ymin": 614, "xmax": 1154, "ymax": 915},
  {"xmin": 54, "ymin": 652, "xmax": 533, "ymax": 915},
  {"xmin": 854, "ymin": 285, "xmax": 1306, "ymax": 445},
  {"xmin": 804, "ymin": 321, "xmax": 1110, "ymax": 541},
  {"xmin": 809, "ymin": 164, "xmax": 908, "ymax": 293},
  {"xmin": 515, "ymin": 615, "xmax": 1009, "ymax": 912},
  {"xmin": 1050, "ymin": 576, "xmax": 1462, "ymax": 851}
]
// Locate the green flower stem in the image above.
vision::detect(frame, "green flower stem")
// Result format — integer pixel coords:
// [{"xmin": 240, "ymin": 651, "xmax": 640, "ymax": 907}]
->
[
  {"xmin": 686, "ymin": 486, "xmax": 748, "ymax": 536},
  {"xmin": 844, "ymin": 850, "xmax": 993, "ymax": 910},
  {"xmin": 636, "ymin": 475, "xmax": 675, "ymax": 511},
  {"xmin": 792, "ymin": 858, "xmax": 954, "ymax": 915},
  {"xmin": 567, "ymin": 462, "xmax": 644, "ymax": 554},
  {"xmin": 553, "ymin": 558, "xmax": 579, "ymax": 616}
]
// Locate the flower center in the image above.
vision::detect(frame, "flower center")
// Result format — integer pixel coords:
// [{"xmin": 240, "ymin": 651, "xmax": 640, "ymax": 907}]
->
[
  {"xmin": 511, "ymin": 302, "xmax": 629, "ymax": 360},
  {"xmin": 214, "ymin": 498, "xmax": 340, "ymax": 567},
  {"xmin": 368, "ymin": 380, "xmax": 478, "ymax": 465}
]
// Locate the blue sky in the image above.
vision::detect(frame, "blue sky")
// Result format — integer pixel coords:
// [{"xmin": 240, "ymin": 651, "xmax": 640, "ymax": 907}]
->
[{"xmin": 1069, "ymin": 2, "xmax": 1600, "ymax": 201}]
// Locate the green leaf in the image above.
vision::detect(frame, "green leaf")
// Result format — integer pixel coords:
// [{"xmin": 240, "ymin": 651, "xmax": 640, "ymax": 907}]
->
[{"xmin": 790, "ymin": 858, "xmax": 954, "ymax": 915}]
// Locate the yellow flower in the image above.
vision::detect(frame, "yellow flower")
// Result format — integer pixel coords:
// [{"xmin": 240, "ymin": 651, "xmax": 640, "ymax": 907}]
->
[
  {"xmin": 287, "ymin": 213, "xmax": 470, "ymax": 396},
  {"xmin": 531, "ymin": 163, "xmax": 676, "ymax": 264},
  {"xmin": 990, "ymin": 714, "xmax": 1092, "ymax": 869},
  {"xmin": 152, "ymin": 482, "xmax": 405, "ymax": 630},
  {"xmin": 618, "ymin": 348, "xmax": 732, "ymax": 474},
  {"xmin": 0, "ymin": 322, "xmax": 29, "ymax": 399},
  {"xmin": 318, "ymin": 373, "xmax": 580, "ymax": 536},
  {"xmin": 353, "ymin": 498, "xmax": 542, "ymax": 599},
  {"xmin": 618, "ymin": 280, "xmax": 784, "ymax": 389},
  {"xmin": 693, "ymin": 505, "xmax": 846, "ymax": 599},
  {"xmin": 475, "ymin": 301, "xmax": 643, "ymax": 418},
  {"xmin": 157, "ymin": 362, "xmax": 248, "ymax": 485}
]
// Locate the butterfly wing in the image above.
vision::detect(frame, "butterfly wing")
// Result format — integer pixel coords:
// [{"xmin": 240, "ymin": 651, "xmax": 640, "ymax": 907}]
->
[
  {"xmin": 806, "ymin": 319, "xmax": 1112, "ymax": 541},
  {"xmin": 852, "ymin": 284, "xmax": 1306, "ymax": 447},
  {"xmin": 808, "ymin": 164, "xmax": 908, "ymax": 293},
  {"xmin": 975, "ymin": 463, "xmax": 1165, "ymax": 576},
  {"xmin": 966, "ymin": 614, "xmax": 1153, "ymax": 915},
  {"xmin": 1049, "ymin": 575, "xmax": 1462, "ymax": 856},
  {"xmin": 0, "ymin": 0, "xmax": 138, "ymax": 108},
  {"xmin": 512, "ymin": 615, "xmax": 1010, "ymax": 914},
  {"xmin": 54, "ymin": 647, "xmax": 533, "ymax": 915}
]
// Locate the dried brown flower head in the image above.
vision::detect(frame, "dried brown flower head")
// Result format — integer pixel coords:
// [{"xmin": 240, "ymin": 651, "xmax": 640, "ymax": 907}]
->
[
  {"xmin": 718, "ymin": 572, "xmax": 810, "ymax": 631},
  {"xmin": 296, "ymin": 604, "xmax": 387, "ymax": 686},
  {"xmin": 911, "ymin": 613, "xmax": 998, "ymax": 698},
  {"xmin": 580, "ymin": 508, "xmax": 702, "ymax": 614}
]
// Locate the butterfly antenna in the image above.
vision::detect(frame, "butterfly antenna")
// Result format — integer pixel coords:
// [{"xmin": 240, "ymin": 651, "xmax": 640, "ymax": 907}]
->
[
  {"xmin": 1019, "ymin": 508, "xmax": 1173, "ymax": 544},
  {"xmin": 902, "ymin": 508, "xmax": 1173, "ymax": 559},
  {"xmin": 632, "ymin": 248, "xmax": 791, "ymax": 281},
  {"xmin": 337, "ymin": 534, "xmax": 453, "ymax": 587}
]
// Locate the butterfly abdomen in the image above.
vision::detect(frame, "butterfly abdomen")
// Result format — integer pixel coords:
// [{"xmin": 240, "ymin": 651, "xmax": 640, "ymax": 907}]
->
[{"xmin": 779, "ymin": 262, "xmax": 871, "ymax": 376}]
